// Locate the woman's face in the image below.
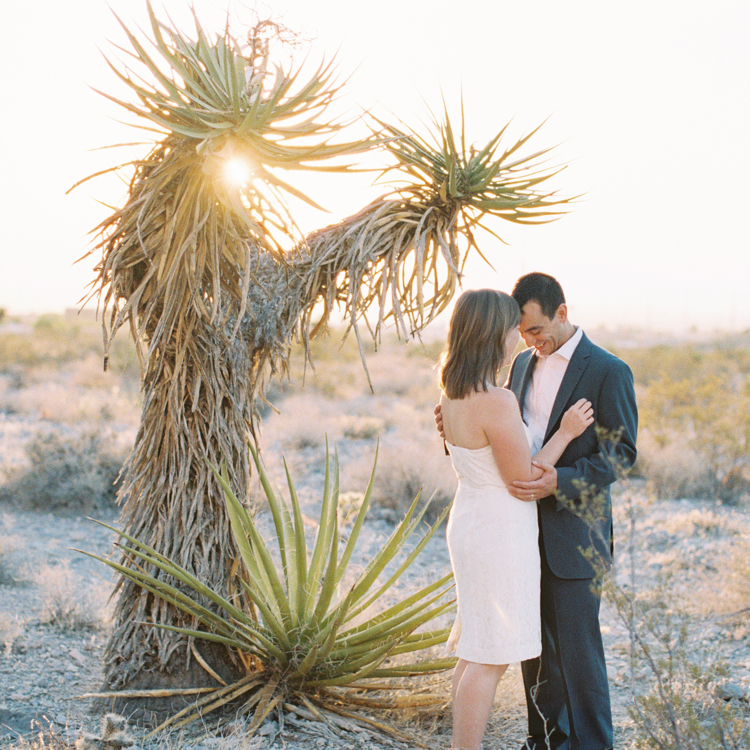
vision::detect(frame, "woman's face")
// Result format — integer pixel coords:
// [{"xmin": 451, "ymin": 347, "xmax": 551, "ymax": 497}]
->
[{"xmin": 503, "ymin": 326, "xmax": 521, "ymax": 366}]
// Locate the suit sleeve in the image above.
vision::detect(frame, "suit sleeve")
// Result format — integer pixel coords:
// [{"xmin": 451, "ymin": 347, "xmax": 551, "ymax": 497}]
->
[{"xmin": 555, "ymin": 358, "xmax": 638, "ymax": 506}]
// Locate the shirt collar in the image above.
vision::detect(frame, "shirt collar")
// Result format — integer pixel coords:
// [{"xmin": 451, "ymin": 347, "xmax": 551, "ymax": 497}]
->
[
  {"xmin": 534, "ymin": 325, "xmax": 583, "ymax": 361},
  {"xmin": 553, "ymin": 325, "xmax": 583, "ymax": 361}
]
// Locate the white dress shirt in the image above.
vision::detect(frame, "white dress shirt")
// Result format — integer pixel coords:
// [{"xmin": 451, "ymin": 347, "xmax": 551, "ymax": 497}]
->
[{"xmin": 523, "ymin": 326, "xmax": 583, "ymax": 455}]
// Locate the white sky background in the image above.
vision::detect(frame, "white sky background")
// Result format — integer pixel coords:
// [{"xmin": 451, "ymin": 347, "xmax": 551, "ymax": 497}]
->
[{"xmin": 2, "ymin": 0, "xmax": 749, "ymax": 333}]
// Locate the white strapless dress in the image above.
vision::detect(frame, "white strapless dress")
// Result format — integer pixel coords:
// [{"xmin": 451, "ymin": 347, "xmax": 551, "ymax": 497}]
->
[{"xmin": 445, "ymin": 434, "xmax": 541, "ymax": 664}]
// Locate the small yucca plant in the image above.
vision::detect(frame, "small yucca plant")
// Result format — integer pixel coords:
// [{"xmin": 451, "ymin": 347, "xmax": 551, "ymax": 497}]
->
[{"xmin": 82, "ymin": 440, "xmax": 455, "ymax": 738}]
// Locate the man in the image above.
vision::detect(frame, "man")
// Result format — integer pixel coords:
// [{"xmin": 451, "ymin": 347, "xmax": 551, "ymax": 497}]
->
[
  {"xmin": 437, "ymin": 273, "xmax": 638, "ymax": 750},
  {"xmin": 508, "ymin": 272, "xmax": 637, "ymax": 750}
]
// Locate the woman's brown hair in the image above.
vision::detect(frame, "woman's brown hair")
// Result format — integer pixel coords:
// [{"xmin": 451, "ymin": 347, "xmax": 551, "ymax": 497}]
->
[{"xmin": 440, "ymin": 289, "xmax": 521, "ymax": 399}]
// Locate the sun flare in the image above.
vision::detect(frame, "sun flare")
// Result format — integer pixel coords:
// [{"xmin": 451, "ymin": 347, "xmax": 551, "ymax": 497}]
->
[{"xmin": 223, "ymin": 157, "xmax": 252, "ymax": 187}]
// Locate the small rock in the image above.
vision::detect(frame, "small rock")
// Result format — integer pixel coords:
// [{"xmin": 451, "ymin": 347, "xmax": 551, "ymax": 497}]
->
[
  {"xmin": 69, "ymin": 648, "xmax": 86, "ymax": 665},
  {"xmin": 258, "ymin": 720, "xmax": 278, "ymax": 736},
  {"xmin": 55, "ymin": 713, "xmax": 68, "ymax": 725},
  {"xmin": 715, "ymin": 681, "xmax": 748, "ymax": 702}
]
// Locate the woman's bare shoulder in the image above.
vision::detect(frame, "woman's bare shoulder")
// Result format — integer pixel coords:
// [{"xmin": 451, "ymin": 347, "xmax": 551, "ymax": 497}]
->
[{"xmin": 474, "ymin": 386, "xmax": 518, "ymax": 416}]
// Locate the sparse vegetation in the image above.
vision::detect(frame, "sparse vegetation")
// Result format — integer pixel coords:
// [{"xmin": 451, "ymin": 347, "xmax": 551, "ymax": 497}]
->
[
  {"xmin": 1, "ymin": 318, "xmax": 750, "ymax": 749},
  {"xmin": 0, "ymin": 532, "xmax": 18, "ymax": 586},
  {"xmin": 0, "ymin": 430, "xmax": 126, "ymax": 513},
  {"xmin": 36, "ymin": 564, "xmax": 104, "ymax": 632},
  {"xmin": 616, "ymin": 338, "xmax": 750, "ymax": 504}
]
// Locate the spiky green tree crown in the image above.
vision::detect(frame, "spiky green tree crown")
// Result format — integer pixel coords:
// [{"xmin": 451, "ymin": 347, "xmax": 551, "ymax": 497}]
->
[
  {"xmin": 375, "ymin": 108, "xmax": 575, "ymax": 252},
  {"xmin": 98, "ymin": 2, "xmax": 371, "ymax": 248}
]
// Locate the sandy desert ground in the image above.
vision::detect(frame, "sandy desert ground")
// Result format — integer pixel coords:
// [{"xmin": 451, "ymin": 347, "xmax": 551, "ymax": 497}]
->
[{"xmin": 1, "ymin": 316, "xmax": 749, "ymax": 749}]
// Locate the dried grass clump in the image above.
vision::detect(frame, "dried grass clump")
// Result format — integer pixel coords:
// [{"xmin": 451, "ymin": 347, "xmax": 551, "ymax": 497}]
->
[
  {"xmin": 638, "ymin": 437, "xmax": 716, "ymax": 501},
  {"xmin": 344, "ymin": 436, "xmax": 456, "ymax": 523},
  {"xmin": 0, "ymin": 531, "xmax": 19, "ymax": 586},
  {"xmin": 1, "ymin": 722, "xmax": 72, "ymax": 750},
  {"xmin": 35, "ymin": 564, "xmax": 105, "ymax": 632},
  {"xmin": 0, "ymin": 614, "xmax": 24, "ymax": 656},
  {"xmin": 0, "ymin": 430, "xmax": 125, "ymax": 513}
]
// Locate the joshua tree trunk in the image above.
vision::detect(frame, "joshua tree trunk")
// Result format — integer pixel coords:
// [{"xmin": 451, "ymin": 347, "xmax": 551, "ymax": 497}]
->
[{"xmin": 103, "ymin": 303, "xmax": 254, "ymax": 719}]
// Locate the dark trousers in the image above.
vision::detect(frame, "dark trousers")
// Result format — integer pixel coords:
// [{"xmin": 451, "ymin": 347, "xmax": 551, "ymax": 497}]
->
[{"xmin": 521, "ymin": 547, "xmax": 612, "ymax": 750}]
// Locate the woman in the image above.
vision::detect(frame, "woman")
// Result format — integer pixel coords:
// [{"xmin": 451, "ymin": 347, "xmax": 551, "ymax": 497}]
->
[{"xmin": 439, "ymin": 289, "xmax": 593, "ymax": 750}]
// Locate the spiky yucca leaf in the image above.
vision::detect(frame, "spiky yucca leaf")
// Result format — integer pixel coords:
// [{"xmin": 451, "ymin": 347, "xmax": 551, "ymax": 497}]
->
[{"xmin": 80, "ymin": 440, "xmax": 455, "ymax": 737}]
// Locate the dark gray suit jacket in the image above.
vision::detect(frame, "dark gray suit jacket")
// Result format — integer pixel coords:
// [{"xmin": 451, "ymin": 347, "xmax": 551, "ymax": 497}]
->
[{"xmin": 507, "ymin": 332, "xmax": 638, "ymax": 579}]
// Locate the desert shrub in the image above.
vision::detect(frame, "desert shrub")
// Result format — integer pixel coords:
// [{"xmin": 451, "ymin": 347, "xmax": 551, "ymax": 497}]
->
[
  {"xmin": 0, "ymin": 533, "xmax": 18, "ymax": 586},
  {"xmin": 611, "ymin": 582, "xmax": 750, "ymax": 750},
  {"xmin": 635, "ymin": 347, "xmax": 750, "ymax": 503},
  {"xmin": 343, "ymin": 435, "xmax": 456, "ymax": 523},
  {"xmin": 0, "ymin": 614, "xmax": 24, "ymax": 656},
  {"xmin": 0, "ymin": 430, "xmax": 126, "ymax": 513},
  {"xmin": 35, "ymin": 564, "xmax": 104, "ymax": 632},
  {"xmin": 605, "ymin": 486, "xmax": 750, "ymax": 750}
]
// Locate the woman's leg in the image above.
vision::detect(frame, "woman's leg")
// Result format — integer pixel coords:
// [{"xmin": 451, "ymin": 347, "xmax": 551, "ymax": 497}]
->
[
  {"xmin": 452, "ymin": 659, "xmax": 469, "ymax": 704},
  {"xmin": 452, "ymin": 659, "xmax": 508, "ymax": 750}
]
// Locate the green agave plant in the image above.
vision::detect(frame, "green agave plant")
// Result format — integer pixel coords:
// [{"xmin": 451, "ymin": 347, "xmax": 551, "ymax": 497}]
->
[{"xmin": 81, "ymin": 440, "xmax": 455, "ymax": 737}]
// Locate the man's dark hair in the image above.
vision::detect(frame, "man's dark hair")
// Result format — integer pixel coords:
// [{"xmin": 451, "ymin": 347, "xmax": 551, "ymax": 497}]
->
[{"xmin": 511, "ymin": 272, "xmax": 566, "ymax": 319}]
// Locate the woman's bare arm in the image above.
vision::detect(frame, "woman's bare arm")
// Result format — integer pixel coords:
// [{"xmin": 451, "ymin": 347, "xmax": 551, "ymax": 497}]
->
[{"xmin": 482, "ymin": 392, "xmax": 592, "ymax": 490}]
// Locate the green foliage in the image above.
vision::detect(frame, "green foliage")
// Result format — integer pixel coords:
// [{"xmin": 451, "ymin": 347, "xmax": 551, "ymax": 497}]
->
[{"xmin": 82, "ymin": 441, "xmax": 455, "ymax": 737}]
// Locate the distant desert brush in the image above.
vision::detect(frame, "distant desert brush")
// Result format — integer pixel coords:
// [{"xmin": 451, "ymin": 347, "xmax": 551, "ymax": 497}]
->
[{"xmin": 0, "ymin": 430, "xmax": 125, "ymax": 513}]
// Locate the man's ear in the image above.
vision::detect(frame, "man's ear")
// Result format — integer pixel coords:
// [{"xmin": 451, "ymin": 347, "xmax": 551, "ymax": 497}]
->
[{"xmin": 556, "ymin": 303, "xmax": 568, "ymax": 323}]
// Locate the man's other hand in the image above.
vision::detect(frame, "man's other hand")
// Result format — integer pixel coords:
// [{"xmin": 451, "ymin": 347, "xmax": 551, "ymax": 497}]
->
[{"xmin": 508, "ymin": 461, "xmax": 558, "ymax": 501}]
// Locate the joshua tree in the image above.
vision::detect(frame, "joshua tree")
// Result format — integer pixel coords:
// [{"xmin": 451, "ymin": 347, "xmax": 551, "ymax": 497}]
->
[{"xmin": 79, "ymin": 3, "xmax": 572, "ymax": 709}]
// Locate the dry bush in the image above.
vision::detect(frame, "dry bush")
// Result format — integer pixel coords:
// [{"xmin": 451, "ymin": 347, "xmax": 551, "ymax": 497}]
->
[
  {"xmin": 342, "ymin": 432, "xmax": 457, "ymax": 522},
  {"xmin": 0, "ymin": 430, "xmax": 126, "ymax": 513},
  {"xmin": 0, "ymin": 531, "xmax": 19, "ymax": 586},
  {"xmin": 622, "ymin": 343, "xmax": 750, "ymax": 504},
  {"xmin": 637, "ymin": 436, "xmax": 715, "ymax": 501},
  {"xmin": 35, "ymin": 564, "xmax": 106, "ymax": 632},
  {"xmin": 0, "ymin": 614, "xmax": 24, "ymax": 656},
  {"xmin": 606, "ymin": 487, "xmax": 750, "ymax": 750}
]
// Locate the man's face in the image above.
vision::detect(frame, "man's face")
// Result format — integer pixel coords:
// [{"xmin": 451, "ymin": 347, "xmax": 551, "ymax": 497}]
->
[{"xmin": 519, "ymin": 300, "xmax": 569, "ymax": 357}]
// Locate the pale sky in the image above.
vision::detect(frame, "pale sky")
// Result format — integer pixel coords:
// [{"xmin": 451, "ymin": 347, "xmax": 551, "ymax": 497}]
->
[{"xmin": 2, "ymin": 0, "xmax": 749, "ymax": 333}]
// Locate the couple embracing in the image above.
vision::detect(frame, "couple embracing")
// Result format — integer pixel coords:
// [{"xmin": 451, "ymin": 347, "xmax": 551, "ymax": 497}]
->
[{"xmin": 436, "ymin": 272, "xmax": 638, "ymax": 750}]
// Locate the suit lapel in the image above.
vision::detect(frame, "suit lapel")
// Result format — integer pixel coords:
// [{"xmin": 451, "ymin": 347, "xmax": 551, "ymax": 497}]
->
[
  {"xmin": 545, "ymin": 333, "xmax": 592, "ymax": 440},
  {"xmin": 511, "ymin": 349, "xmax": 537, "ymax": 410}
]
